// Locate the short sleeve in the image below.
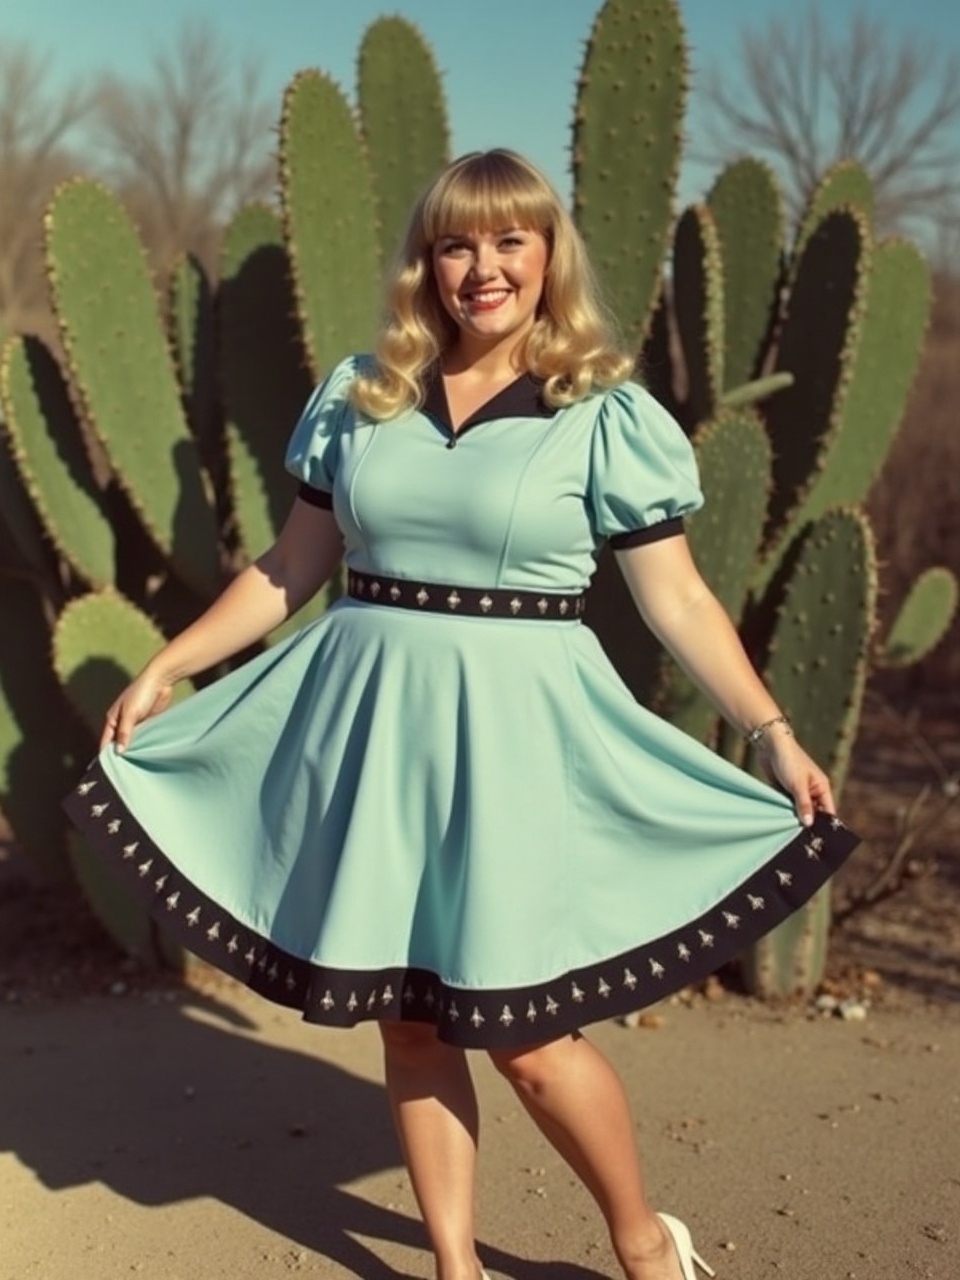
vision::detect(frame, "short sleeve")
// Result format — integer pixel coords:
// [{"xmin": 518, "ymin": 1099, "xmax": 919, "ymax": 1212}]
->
[
  {"xmin": 284, "ymin": 355, "xmax": 360, "ymax": 508},
  {"xmin": 587, "ymin": 380, "xmax": 704, "ymax": 548}
]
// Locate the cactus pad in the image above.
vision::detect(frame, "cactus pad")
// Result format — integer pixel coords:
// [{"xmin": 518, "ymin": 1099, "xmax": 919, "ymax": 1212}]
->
[
  {"xmin": 707, "ymin": 157, "xmax": 785, "ymax": 388},
  {"xmin": 573, "ymin": 0, "xmax": 687, "ymax": 346},
  {"xmin": 672, "ymin": 203, "xmax": 724, "ymax": 424},
  {"xmin": 0, "ymin": 336, "xmax": 114, "ymax": 588},
  {"xmin": 879, "ymin": 566, "xmax": 958, "ymax": 668},
  {"xmin": 53, "ymin": 588, "xmax": 193, "ymax": 737},
  {"xmin": 279, "ymin": 71, "xmax": 380, "ymax": 379},
  {"xmin": 358, "ymin": 16, "xmax": 450, "ymax": 265},
  {"xmin": 44, "ymin": 180, "xmax": 220, "ymax": 597}
]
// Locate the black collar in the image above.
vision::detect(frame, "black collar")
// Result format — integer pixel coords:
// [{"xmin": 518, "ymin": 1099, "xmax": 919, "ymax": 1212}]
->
[{"xmin": 422, "ymin": 364, "xmax": 558, "ymax": 435}]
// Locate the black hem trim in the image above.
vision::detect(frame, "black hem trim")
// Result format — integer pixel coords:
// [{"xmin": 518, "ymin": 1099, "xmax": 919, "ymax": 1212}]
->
[
  {"xmin": 609, "ymin": 516, "xmax": 685, "ymax": 550},
  {"xmin": 63, "ymin": 760, "xmax": 859, "ymax": 1049},
  {"xmin": 296, "ymin": 483, "xmax": 333, "ymax": 510}
]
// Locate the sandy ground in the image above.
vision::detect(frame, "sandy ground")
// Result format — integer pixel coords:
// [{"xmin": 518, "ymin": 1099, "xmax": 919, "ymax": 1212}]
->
[{"xmin": 1, "ymin": 977, "xmax": 957, "ymax": 1280}]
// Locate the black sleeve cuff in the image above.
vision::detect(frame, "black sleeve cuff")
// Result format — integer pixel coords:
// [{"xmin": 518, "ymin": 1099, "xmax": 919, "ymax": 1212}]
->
[
  {"xmin": 297, "ymin": 482, "xmax": 333, "ymax": 510},
  {"xmin": 608, "ymin": 515, "xmax": 685, "ymax": 550}
]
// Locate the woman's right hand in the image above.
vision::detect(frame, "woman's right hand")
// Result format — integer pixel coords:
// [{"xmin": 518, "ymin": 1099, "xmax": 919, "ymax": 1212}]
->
[{"xmin": 99, "ymin": 667, "xmax": 175, "ymax": 753}]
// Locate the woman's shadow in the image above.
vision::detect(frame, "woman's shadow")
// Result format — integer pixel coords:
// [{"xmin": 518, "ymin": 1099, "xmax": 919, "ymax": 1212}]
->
[{"xmin": 0, "ymin": 984, "xmax": 605, "ymax": 1280}]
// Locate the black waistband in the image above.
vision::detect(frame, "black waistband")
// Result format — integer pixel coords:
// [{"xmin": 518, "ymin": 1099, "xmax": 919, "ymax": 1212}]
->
[{"xmin": 346, "ymin": 570, "xmax": 585, "ymax": 620}]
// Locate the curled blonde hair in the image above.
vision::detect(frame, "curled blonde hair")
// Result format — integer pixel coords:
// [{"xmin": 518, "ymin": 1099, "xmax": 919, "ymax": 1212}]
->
[{"xmin": 351, "ymin": 148, "xmax": 634, "ymax": 419}]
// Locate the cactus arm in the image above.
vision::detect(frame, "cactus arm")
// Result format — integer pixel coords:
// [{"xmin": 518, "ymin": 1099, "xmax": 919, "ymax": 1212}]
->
[
  {"xmin": 219, "ymin": 203, "xmax": 313, "ymax": 559},
  {"xmin": 43, "ymin": 179, "xmax": 220, "ymax": 598},
  {"xmin": 357, "ymin": 16, "xmax": 450, "ymax": 265},
  {"xmin": 795, "ymin": 160, "xmax": 874, "ymax": 255},
  {"xmin": 0, "ymin": 336, "xmax": 115, "ymax": 589},
  {"xmin": 573, "ymin": 0, "xmax": 687, "ymax": 347},
  {"xmin": 672, "ymin": 203, "xmax": 724, "ymax": 425},
  {"xmin": 279, "ymin": 70, "xmax": 380, "ymax": 380},
  {"xmin": 878, "ymin": 566, "xmax": 958, "ymax": 668}
]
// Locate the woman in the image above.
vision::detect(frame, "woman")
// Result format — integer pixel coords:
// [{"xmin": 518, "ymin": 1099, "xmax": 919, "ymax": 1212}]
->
[{"xmin": 67, "ymin": 150, "xmax": 857, "ymax": 1280}]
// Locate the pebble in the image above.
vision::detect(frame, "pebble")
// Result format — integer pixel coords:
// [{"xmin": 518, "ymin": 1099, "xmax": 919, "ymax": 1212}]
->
[{"xmin": 839, "ymin": 999, "xmax": 869, "ymax": 1021}]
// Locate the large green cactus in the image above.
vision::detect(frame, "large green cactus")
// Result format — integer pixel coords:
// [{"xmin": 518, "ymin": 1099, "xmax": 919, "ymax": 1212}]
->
[
  {"xmin": 573, "ymin": 0, "xmax": 687, "ymax": 347},
  {"xmin": 706, "ymin": 158, "xmax": 785, "ymax": 390},
  {"xmin": 0, "ymin": 336, "xmax": 114, "ymax": 589},
  {"xmin": 357, "ymin": 16, "xmax": 450, "ymax": 265},
  {"xmin": 44, "ymin": 180, "xmax": 220, "ymax": 598},
  {"xmin": 279, "ymin": 71, "xmax": 380, "ymax": 379}
]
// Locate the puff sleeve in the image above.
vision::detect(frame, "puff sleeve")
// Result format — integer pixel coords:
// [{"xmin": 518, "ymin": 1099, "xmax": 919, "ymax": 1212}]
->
[
  {"xmin": 284, "ymin": 354, "xmax": 359, "ymax": 508},
  {"xmin": 587, "ymin": 380, "xmax": 704, "ymax": 548}
]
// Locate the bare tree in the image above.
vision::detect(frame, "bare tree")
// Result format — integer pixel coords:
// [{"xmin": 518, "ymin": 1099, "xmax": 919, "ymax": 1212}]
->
[
  {"xmin": 0, "ymin": 42, "xmax": 92, "ymax": 335},
  {"xmin": 696, "ymin": 4, "xmax": 960, "ymax": 249},
  {"xmin": 90, "ymin": 21, "xmax": 276, "ymax": 272}
]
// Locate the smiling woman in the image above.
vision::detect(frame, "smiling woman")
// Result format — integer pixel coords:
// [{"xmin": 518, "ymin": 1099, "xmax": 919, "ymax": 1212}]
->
[{"xmin": 67, "ymin": 147, "xmax": 856, "ymax": 1280}]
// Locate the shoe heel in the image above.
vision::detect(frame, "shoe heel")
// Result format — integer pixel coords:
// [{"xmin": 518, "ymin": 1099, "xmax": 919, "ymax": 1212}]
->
[{"xmin": 692, "ymin": 1249, "xmax": 716, "ymax": 1278}]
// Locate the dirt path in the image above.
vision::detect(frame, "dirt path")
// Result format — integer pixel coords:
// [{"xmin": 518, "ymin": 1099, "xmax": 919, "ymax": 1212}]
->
[{"xmin": 1, "ymin": 979, "xmax": 957, "ymax": 1280}]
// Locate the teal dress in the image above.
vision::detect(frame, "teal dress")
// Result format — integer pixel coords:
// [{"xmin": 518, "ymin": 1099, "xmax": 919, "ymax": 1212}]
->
[{"xmin": 64, "ymin": 356, "xmax": 857, "ymax": 1046}]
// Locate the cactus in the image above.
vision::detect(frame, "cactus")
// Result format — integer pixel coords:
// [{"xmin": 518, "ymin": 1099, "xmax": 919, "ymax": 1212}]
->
[
  {"xmin": 741, "ymin": 509, "xmax": 877, "ymax": 996},
  {"xmin": 655, "ymin": 409, "xmax": 771, "ymax": 743},
  {"xmin": 573, "ymin": 0, "xmax": 688, "ymax": 346},
  {"xmin": 0, "ymin": 336, "xmax": 114, "ymax": 589},
  {"xmin": 167, "ymin": 253, "xmax": 221, "ymax": 483},
  {"xmin": 279, "ymin": 71, "xmax": 380, "ymax": 380},
  {"xmin": 672, "ymin": 203, "xmax": 724, "ymax": 424},
  {"xmin": 759, "ymin": 208, "xmax": 871, "ymax": 562},
  {"xmin": 0, "ymin": 394, "xmax": 62, "ymax": 588},
  {"xmin": 878, "ymin": 566, "xmax": 959, "ymax": 668},
  {"xmin": 795, "ymin": 159, "xmax": 875, "ymax": 253},
  {"xmin": 0, "ymin": 574, "xmax": 89, "ymax": 880},
  {"xmin": 44, "ymin": 180, "xmax": 221, "ymax": 598},
  {"xmin": 707, "ymin": 158, "xmax": 785, "ymax": 389},
  {"xmin": 220, "ymin": 203, "xmax": 313, "ymax": 558},
  {"xmin": 52, "ymin": 588, "xmax": 194, "ymax": 736},
  {"xmin": 357, "ymin": 16, "xmax": 450, "ymax": 265}
]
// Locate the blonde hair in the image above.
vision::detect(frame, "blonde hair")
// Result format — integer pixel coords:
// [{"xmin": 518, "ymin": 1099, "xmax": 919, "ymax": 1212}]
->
[{"xmin": 351, "ymin": 149, "xmax": 634, "ymax": 419}]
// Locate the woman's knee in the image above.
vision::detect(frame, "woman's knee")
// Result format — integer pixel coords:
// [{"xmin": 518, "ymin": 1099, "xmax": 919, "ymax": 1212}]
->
[{"xmin": 488, "ymin": 1035, "xmax": 576, "ymax": 1092}]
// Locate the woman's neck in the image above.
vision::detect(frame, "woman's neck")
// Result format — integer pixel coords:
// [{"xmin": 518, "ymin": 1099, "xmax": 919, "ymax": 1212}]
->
[{"xmin": 442, "ymin": 335, "xmax": 527, "ymax": 381}]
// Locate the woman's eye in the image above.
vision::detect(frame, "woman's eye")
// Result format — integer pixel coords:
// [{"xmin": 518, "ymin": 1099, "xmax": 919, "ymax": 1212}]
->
[
  {"xmin": 439, "ymin": 240, "xmax": 468, "ymax": 256},
  {"xmin": 500, "ymin": 235, "xmax": 525, "ymax": 248}
]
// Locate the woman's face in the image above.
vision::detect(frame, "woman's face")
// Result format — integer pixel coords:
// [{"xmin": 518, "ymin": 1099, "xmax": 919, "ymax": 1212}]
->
[{"xmin": 431, "ymin": 226, "xmax": 549, "ymax": 355}]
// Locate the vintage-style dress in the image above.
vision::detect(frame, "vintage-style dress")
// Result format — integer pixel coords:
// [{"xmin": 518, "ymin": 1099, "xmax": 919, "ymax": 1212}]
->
[{"xmin": 65, "ymin": 356, "xmax": 857, "ymax": 1047}]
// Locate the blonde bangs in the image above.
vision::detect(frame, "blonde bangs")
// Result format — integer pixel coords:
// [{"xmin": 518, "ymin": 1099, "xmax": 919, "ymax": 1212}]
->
[{"xmin": 419, "ymin": 152, "xmax": 556, "ymax": 244}]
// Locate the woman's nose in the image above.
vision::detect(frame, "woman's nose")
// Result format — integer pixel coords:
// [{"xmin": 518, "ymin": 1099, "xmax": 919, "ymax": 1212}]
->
[{"xmin": 470, "ymin": 246, "xmax": 498, "ymax": 279}]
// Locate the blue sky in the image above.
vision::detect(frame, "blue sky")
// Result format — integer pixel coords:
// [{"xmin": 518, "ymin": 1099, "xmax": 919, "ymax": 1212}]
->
[{"xmin": 4, "ymin": 0, "xmax": 959, "ymax": 208}]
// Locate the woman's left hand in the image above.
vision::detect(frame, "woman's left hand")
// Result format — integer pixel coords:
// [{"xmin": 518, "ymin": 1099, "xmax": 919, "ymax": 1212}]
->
[{"xmin": 758, "ymin": 734, "xmax": 836, "ymax": 827}]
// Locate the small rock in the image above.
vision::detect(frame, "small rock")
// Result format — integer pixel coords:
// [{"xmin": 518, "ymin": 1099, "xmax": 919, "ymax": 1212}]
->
[
  {"xmin": 815, "ymin": 993, "xmax": 839, "ymax": 1013},
  {"xmin": 839, "ymin": 999, "xmax": 868, "ymax": 1021},
  {"xmin": 183, "ymin": 1084, "xmax": 196, "ymax": 1098},
  {"xmin": 109, "ymin": 981, "xmax": 127, "ymax": 996},
  {"xmin": 638, "ymin": 1012, "xmax": 665, "ymax": 1030},
  {"xmin": 720, "ymin": 1240, "xmax": 736, "ymax": 1252}
]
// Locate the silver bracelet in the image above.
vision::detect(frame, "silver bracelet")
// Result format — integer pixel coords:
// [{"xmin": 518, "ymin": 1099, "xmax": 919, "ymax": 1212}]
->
[{"xmin": 745, "ymin": 714, "xmax": 793, "ymax": 745}]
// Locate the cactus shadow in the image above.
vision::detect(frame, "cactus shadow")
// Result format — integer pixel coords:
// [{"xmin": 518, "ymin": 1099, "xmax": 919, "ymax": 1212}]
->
[{"xmin": 0, "ymin": 988, "xmax": 599, "ymax": 1280}]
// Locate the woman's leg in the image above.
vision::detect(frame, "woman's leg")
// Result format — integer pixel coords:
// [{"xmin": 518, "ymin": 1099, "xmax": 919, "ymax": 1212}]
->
[
  {"xmin": 380, "ymin": 1021, "xmax": 482, "ymax": 1280},
  {"xmin": 488, "ymin": 1032, "xmax": 683, "ymax": 1280}
]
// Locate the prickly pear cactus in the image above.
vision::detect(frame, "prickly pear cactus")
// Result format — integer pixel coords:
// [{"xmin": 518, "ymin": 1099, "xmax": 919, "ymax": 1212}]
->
[
  {"xmin": 672, "ymin": 203, "xmax": 725, "ymax": 425},
  {"xmin": 878, "ymin": 566, "xmax": 958, "ymax": 668},
  {"xmin": 44, "ymin": 180, "xmax": 220, "ymax": 598},
  {"xmin": 279, "ymin": 71, "xmax": 380, "ymax": 379},
  {"xmin": 707, "ymin": 158, "xmax": 784, "ymax": 389},
  {"xmin": 0, "ymin": 336, "xmax": 114, "ymax": 589},
  {"xmin": 357, "ymin": 16, "xmax": 450, "ymax": 264},
  {"xmin": 573, "ymin": 0, "xmax": 687, "ymax": 346}
]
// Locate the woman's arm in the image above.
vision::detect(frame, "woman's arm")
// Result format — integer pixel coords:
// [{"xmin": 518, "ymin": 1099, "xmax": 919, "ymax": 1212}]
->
[
  {"xmin": 615, "ymin": 534, "xmax": 835, "ymax": 825},
  {"xmin": 101, "ymin": 499, "xmax": 343, "ymax": 751}
]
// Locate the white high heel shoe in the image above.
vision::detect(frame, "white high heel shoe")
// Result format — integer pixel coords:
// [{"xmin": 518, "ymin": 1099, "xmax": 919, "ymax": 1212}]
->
[{"xmin": 657, "ymin": 1213, "xmax": 716, "ymax": 1279}]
